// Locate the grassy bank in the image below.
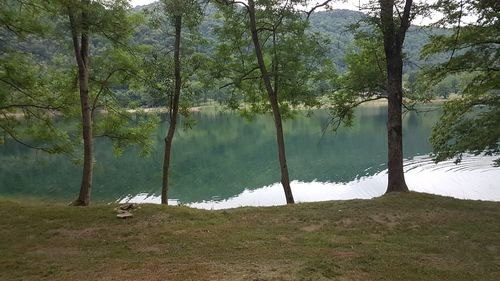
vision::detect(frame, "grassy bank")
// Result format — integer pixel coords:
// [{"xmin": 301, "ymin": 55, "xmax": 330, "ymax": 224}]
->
[{"xmin": 1, "ymin": 192, "xmax": 499, "ymax": 281}]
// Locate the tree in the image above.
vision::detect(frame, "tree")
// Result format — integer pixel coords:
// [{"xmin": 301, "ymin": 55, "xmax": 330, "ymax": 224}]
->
[
  {"xmin": 2, "ymin": 1, "xmax": 158, "ymax": 206},
  {"xmin": 329, "ymin": 0, "xmax": 420, "ymax": 193},
  {"xmin": 143, "ymin": 0, "xmax": 205, "ymax": 205},
  {"xmin": 66, "ymin": 0, "xmax": 94, "ymax": 205},
  {"xmin": 378, "ymin": 0, "xmax": 417, "ymax": 193},
  {"xmin": 214, "ymin": 0, "xmax": 335, "ymax": 204},
  {"xmin": 423, "ymin": 0, "xmax": 499, "ymax": 165},
  {"xmin": 53, "ymin": 0, "xmax": 156, "ymax": 206}
]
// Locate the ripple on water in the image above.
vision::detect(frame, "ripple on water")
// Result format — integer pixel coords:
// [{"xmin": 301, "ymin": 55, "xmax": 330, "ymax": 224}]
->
[{"xmin": 121, "ymin": 154, "xmax": 500, "ymax": 210}]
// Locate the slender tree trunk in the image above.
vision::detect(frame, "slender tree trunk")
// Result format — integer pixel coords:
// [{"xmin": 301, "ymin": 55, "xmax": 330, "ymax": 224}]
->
[
  {"xmin": 161, "ymin": 15, "xmax": 182, "ymax": 205},
  {"xmin": 248, "ymin": 0, "xmax": 294, "ymax": 204},
  {"xmin": 380, "ymin": 0, "xmax": 411, "ymax": 193},
  {"xmin": 76, "ymin": 68, "xmax": 93, "ymax": 205},
  {"xmin": 69, "ymin": 1, "xmax": 93, "ymax": 206}
]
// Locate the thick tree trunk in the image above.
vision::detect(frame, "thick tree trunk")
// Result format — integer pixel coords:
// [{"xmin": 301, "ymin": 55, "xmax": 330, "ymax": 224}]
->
[
  {"xmin": 380, "ymin": 0, "xmax": 411, "ymax": 193},
  {"xmin": 385, "ymin": 55, "xmax": 409, "ymax": 193},
  {"xmin": 69, "ymin": 1, "xmax": 93, "ymax": 206},
  {"xmin": 248, "ymin": 0, "xmax": 294, "ymax": 204},
  {"xmin": 161, "ymin": 15, "xmax": 182, "ymax": 205}
]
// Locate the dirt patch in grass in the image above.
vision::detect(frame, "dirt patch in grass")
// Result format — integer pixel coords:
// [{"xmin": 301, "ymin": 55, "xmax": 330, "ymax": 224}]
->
[
  {"xmin": 369, "ymin": 213, "xmax": 402, "ymax": 228},
  {"xmin": 48, "ymin": 227, "xmax": 101, "ymax": 240},
  {"xmin": 301, "ymin": 224, "xmax": 323, "ymax": 232},
  {"xmin": 417, "ymin": 254, "xmax": 461, "ymax": 270}
]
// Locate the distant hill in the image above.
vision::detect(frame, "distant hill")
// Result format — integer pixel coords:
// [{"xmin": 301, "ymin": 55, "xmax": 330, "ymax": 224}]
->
[
  {"xmin": 133, "ymin": 2, "xmax": 447, "ymax": 72},
  {"xmin": 308, "ymin": 9, "xmax": 448, "ymax": 70}
]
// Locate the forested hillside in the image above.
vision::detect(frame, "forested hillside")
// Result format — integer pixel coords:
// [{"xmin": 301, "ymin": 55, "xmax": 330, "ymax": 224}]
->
[{"xmin": 134, "ymin": 2, "xmax": 447, "ymax": 72}]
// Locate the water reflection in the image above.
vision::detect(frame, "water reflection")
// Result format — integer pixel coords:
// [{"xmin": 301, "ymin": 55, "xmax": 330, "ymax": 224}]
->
[
  {"xmin": 183, "ymin": 155, "xmax": 499, "ymax": 209},
  {"xmin": 3, "ymin": 105, "xmax": 497, "ymax": 207}
]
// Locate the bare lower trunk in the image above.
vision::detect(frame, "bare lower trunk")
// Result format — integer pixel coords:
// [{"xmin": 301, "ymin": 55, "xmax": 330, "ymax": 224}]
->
[
  {"xmin": 69, "ymin": 1, "xmax": 93, "ymax": 206},
  {"xmin": 269, "ymin": 95, "xmax": 295, "ymax": 203},
  {"xmin": 162, "ymin": 126, "xmax": 175, "ymax": 205},
  {"xmin": 386, "ymin": 63, "xmax": 408, "ymax": 193},
  {"xmin": 248, "ymin": 0, "xmax": 294, "ymax": 204},
  {"xmin": 75, "ymin": 78, "xmax": 93, "ymax": 205},
  {"xmin": 161, "ymin": 15, "xmax": 182, "ymax": 205}
]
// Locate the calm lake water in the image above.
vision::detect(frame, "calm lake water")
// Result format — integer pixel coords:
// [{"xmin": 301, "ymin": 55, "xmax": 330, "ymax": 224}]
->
[{"xmin": 1, "ymin": 105, "xmax": 499, "ymax": 208}]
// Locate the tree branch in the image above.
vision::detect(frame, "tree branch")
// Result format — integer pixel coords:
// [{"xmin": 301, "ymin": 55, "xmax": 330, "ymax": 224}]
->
[
  {"xmin": 398, "ymin": 0, "xmax": 413, "ymax": 45},
  {"xmin": 446, "ymin": 0, "xmax": 463, "ymax": 68},
  {"xmin": 214, "ymin": 0, "xmax": 249, "ymax": 9},
  {"xmin": 0, "ymin": 104, "xmax": 61, "ymax": 111},
  {"xmin": 305, "ymin": 0, "xmax": 332, "ymax": 20},
  {"xmin": 0, "ymin": 118, "xmax": 53, "ymax": 153},
  {"xmin": 322, "ymin": 95, "xmax": 387, "ymax": 136}
]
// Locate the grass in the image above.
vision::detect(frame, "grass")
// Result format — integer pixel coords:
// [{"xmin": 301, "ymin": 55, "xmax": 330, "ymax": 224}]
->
[{"xmin": 1, "ymin": 192, "xmax": 500, "ymax": 280}]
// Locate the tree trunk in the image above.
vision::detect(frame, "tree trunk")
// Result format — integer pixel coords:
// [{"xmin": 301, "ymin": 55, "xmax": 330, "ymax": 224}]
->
[
  {"xmin": 76, "ymin": 67, "xmax": 93, "ymax": 205},
  {"xmin": 161, "ymin": 15, "xmax": 182, "ymax": 205},
  {"xmin": 385, "ymin": 54, "xmax": 409, "ymax": 193},
  {"xmin": 69, "ymin": 1, "xmax": 93, "ymax": 206},
  {"xmin": 248, "ymin": 0, "xmax": 294, "ymax": 204},
  {"xmin": 380, "ymin": 0, "xmax": 411, "ymax": 193}
]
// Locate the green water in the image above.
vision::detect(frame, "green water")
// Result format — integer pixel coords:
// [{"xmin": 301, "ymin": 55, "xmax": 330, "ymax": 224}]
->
[{"xmin": 0, "ymin": 105, "xmax": 441, "ymax": 203}]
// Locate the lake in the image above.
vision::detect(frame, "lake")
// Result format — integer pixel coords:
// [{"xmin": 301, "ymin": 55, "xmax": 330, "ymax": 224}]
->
[{"xmin": 1, "ymin": 104, "xmax": 499, "ymax": 208}]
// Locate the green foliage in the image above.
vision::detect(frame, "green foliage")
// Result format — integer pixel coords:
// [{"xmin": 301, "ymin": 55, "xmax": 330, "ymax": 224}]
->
[
  {"xmin": 140, "ymin": 0, "xmax": 207, "ymax": 128},
  {"xmin": 423, "ymin": 0, "xmax": 500, "ymax": 164},
  {"xmin": 1, "ymin": 0, "xmax": 158, "ymax": 159},
  {"xmin": 0, "ymin": 0, "xmax": 74, "ymax": 153},
  {"xmin": 329, "ymin": 22, "xmax": 448, "ymax": 132},
  {"xmin": 326, "ymin": 30, "xmax": 388, "ymax": 131},
  {"xmin": 94, "ymin": 111, "xmax": 159, "ymax": 157},
  {"xmin": 341, "ymin": 31, "xmax": 387, "ymax": 97},
  {"xmin": 3, "ymin": 2, "xmax": 450, "ymax": 108},
  {"xmin": 430, "ymin": 92, "xmax": 500, "ymax": 165},
  {"xmin": 55, "ymin": 0, "xmax": 158, "ymax": 158},
  {"xmin": 0, "ymin": 0, "xmax": 49, "ymax": 37},
  {"xmin": 212, "ymin": 0, "xmax": 337, "ymax": 118}
]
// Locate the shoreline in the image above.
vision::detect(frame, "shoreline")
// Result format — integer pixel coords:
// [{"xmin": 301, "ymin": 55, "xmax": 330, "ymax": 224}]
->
[{"xmin": 127, "ymin": 98, "xmax": 448, "ymax": 114}]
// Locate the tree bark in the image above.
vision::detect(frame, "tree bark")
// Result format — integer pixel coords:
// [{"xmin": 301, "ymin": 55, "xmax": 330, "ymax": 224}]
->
[
  {"xmin": 385, "ymin": 53, "xmax": 408, "ymax": 193},
  {"xmin": 69, "ymin": 0, "xmax": 93, "ymax": 206},
  {"xmin": 379, "ymin": 0, "xmax": 411, "ymax": 193},
  {"xmin": 161, "ymin": 15, "xmax": 182, "ymax": 205},
  {"xmin": 247, "ymin": 0, "xmax": 294, "ymax": 204}
]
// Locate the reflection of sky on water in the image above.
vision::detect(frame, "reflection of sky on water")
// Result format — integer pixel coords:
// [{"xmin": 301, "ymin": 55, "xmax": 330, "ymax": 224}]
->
[{"xmin": 121, "ymin": 155, "xmax": 500, "ymax": 209}]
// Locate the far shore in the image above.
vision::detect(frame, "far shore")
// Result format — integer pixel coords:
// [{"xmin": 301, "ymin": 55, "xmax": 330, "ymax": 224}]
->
[
  {"xmin": 127, "ymin": 97, "xmax": 449, "ymax": 114},
  {"xmin": 2, "ymin": 98, "xmax": 449, "ymax": 119}
]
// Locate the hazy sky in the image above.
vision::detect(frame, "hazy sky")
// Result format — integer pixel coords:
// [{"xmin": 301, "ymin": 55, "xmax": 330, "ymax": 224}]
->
[
  {"xmin": 130, "ymin": 0, "xmax": 155, "ymax": 7},
  {"xmin": 129, "ymin": 0, "xmax": 360, "ymax": 10},
  {"xmin": 128, "ymin": 0, "xmax": 443, "ymax": 25}
]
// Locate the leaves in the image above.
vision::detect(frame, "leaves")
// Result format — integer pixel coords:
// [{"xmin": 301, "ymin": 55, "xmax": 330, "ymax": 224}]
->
[
  {"xmin": 211, "ymin": 0, "xmax": 337, "ymax": 116},
  {"xmin": 1, "ymin": 0, "xmax": 158, "ymax": 158},
  {"xmin": 424, "ymin": 0, "xmax": 500, "ymax": 164}
]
